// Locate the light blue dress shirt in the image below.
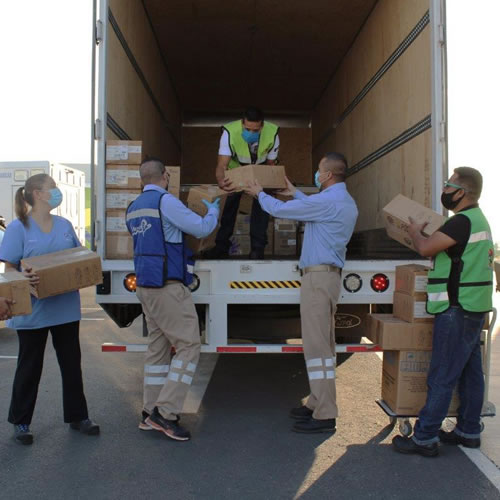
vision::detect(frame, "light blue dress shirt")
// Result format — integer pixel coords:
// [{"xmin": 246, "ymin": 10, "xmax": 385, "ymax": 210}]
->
[
  {"xmin": 0, "ymin": 216, "xmax": 82, "ymax": 330},
  {"xmin": 258, "ymin": 183, "xmax": 358, "ymax": 269},
  {"xmin": 143, "ymin": 184, "xmax": 219, "ymax": 243}
]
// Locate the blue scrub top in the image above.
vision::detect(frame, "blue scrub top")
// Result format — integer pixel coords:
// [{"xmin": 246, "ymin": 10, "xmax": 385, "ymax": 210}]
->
[{"xmin": 0, "ymin": 215, "xmax": 82, "ymax": 330}]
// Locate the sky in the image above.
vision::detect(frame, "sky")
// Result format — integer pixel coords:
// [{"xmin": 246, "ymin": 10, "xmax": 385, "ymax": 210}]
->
[{"xmin": 0, "ymin": 0, "xmax": 498, "ymax": 239}]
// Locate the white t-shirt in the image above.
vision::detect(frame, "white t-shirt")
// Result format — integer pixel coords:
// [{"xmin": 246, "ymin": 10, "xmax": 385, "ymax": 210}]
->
[{"xmin": 218, "ymin": 130, "xmax": 280, "ymax": 162}]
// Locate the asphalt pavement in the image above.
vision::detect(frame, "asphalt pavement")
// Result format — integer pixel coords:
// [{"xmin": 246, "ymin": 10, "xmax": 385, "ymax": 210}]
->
[{"xmin": 0, "ymin": 289, "xmax": 499, "ymax": 499}]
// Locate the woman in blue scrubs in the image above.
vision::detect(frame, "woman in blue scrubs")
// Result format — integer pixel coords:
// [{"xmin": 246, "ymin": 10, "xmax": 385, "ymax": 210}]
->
[{"xmin": 0, "ymin": 173, "xmax": 99, "ymax": 445}]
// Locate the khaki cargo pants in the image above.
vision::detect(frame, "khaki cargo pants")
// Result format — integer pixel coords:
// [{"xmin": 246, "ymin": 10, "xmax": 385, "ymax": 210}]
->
[
  {"xmin": 136, "ymin": 282, "xmax": 200, "ymax": 420},
  {"xmin": 300, "ymin": 269, "xmax": 341, "ymax": 420}
]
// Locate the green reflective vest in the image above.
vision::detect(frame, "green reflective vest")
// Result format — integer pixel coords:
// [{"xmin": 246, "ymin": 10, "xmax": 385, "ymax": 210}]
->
[
  {"xmin": 223, "ymin": 120, "xmax": 279, "ymax": 170},
  {"xmin": 427, "ymin": 207, "xmax": 494, "ymax": 314}
]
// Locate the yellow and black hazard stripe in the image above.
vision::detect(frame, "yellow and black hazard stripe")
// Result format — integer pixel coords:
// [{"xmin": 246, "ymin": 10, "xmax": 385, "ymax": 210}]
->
[{"xmin": 229, "ymin": 280, "xmax": 301, "ymax": 289}]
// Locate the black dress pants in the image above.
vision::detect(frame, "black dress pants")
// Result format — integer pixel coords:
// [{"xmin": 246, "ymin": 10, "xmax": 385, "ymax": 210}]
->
[
  {"xmin": 215, "ymin": 192, "xmax": 270, "ymax": 252},
  {"xmin": 8, "ymin": 321, "xmax": 89, "ymax": 425}
]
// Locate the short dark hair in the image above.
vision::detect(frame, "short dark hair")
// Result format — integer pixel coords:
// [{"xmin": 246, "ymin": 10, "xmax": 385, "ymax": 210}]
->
[
  {"xmin": 454, "ymin": 166, "xmax": 483, "ymax": 199},
  {"xmin": 140, "ymin": 156, "xmax": 166, "ymax": 184},
  {"xmin": 243, "ymin": 106, "xmax": 264, "ymax": 122},
  {"xmin": 322, "ymin": 152, "xmax": 348, "ymax": 182}
]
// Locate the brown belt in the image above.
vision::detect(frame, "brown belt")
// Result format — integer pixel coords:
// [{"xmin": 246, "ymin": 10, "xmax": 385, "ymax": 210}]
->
[{"xmin": 300, "ymin": 264, "xmax": 341, "ymax": 277}]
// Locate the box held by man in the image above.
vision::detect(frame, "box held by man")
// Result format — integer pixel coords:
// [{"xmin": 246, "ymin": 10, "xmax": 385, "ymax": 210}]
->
[{"xmin": 225, "ymin": 164, "xmax": 287, "ymax": 191}]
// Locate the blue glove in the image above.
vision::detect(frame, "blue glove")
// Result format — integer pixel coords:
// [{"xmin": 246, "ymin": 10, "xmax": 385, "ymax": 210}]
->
[{"xmin": 202, "ymin": 197, "xmax": 220, "ymax": 211}]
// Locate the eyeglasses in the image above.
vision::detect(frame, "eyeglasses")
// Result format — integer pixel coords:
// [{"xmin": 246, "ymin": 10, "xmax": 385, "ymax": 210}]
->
[{"xmin": 443, "ymin": 181, "xmax": 467, "ymax": 191}]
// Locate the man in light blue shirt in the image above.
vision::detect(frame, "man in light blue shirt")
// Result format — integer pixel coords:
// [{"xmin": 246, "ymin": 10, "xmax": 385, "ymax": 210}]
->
[
  {"xmin": 128, "ymin": 158, "xmax": 220, "ymax": 441},
  {"xmin": 245, "ymin": 152, "xmax": 358, "ymax": 434}
]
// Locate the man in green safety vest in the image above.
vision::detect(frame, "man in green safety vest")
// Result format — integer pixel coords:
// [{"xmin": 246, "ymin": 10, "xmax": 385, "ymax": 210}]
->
[
  {"xmin": 393, "ymin": 167, "xmax": 494, "ymax": 457},
  {"xmin": 205, "ymin": 107, "xmax": 280, "ymax": 259}
]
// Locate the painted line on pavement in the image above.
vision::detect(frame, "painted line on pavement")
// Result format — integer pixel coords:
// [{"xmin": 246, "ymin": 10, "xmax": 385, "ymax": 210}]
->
[
  {"xmin": 460, "ymin": 446, "xmax": 500, "ymax": 492},
  {"xmin": 82, "ymin": 307, "xmax": 102, "ymax": 311},
  {"xmin": 0, "ymin": 355, "xmax": 17, "ymax": 359},
  {"xmin": 81, "ymin": 318, "xmax": 105, "ymax": 321}
]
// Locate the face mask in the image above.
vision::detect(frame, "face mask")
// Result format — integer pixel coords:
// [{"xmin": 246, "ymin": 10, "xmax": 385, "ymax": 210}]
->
[
  {"xmin": 47, "ymin": 187, "xmax": 63, "ymax": 208},
  {"xmin": 314, "ymin": 171, "xmax": 322, "ymax": 189},
  {"xmin": 441, "ymin": 189, "xmax": 465, "ymax": 210},
  {"xmin": 242, "ymin": 129, "xmax": 260, "ymax": 144}
]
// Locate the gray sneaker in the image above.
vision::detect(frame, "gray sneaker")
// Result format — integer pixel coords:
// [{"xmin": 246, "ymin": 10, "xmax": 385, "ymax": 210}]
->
[{"xmin": 14, "ymin": 424, "xmax": 33, "ymax": 445}]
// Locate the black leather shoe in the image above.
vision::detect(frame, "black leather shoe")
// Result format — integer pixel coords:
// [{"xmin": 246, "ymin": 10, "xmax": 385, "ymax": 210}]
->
[
  {"xmin": 146, "ymin": 407, "xmax": 191, "ymax": 441},
  {"xmin": 249, "ymin": 249, "xmax": 264, "ymax": 259},
  {"xmin": 392, "ymin": 435, "xmax": 438, "ymax": 457},
  {"xmin": 439, "ymin": 429, "xmax": 480, "ymax": 448},
  {"xmin": 70, "ymin": 419, "xmax": 100, "ymax": 435},
  {"xmin": 289, "ymin": 405, "xmax": 314, "ymax": 420},
  {"xmin": 14, "ymin": 424, "xmax": 33, "ymax": 445},
  {"xmin": 292, "ymin": 417, "xmax": 336, "ymax": 434}
]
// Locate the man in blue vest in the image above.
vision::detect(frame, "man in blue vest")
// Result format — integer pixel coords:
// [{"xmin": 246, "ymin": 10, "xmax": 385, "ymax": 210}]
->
[
  {"xmin": 205, "ymin": 106, "xmax": 280, "ymax": 259},
  {"xmin": 126, "ymin": 157, "xmax": 220, "ymax": 441},
  {"xmin": 392, "ymin": 167, "xmax": 494, "ymax": 457}
]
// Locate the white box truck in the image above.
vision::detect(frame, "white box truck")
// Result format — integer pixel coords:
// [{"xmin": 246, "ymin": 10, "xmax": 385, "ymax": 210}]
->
[
  {"xmin": 92, "ymin": 0, "xmax": 446, "ymax": 353},
  {"xmin": 0, "ymin": 162, "xmax": 86, "ymax": 244}
]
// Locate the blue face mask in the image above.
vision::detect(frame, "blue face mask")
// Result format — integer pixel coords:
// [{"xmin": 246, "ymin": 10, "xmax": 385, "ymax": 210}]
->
[
  {"xmin": 242, "ymin": 129, "xmax": 260, "ymax": 144},
  {"xmin": 314, "ymin": 171, "xmax": 322, "ymax": 189},
  {"xmin": 48, "ymin": 188, "xmax": 63, "ymax": 208}
]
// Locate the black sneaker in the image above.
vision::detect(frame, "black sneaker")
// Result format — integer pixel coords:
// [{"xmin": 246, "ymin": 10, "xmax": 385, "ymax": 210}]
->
[
  {"xmin": 202, "ymin": 246, "xmax": 228, "ymax": 259},
  {"xmin": 292, "ymin": 417, "xmax": 336, "ymax": 434},
  {"xmin": 139, "ymin": 410, "xmax": 180, "ymax": 430},
  {"xmin": 14, "ymin": 424, "xmax": 33, "ymax": 445},
  {"xmin": 249, "ymin": 249, "xmax": 264, "ymax": 259},
  {"xmin": 439, "ymin": 429, "xmax": 480, "ymax": 448},
  {"xmin": 289, "ymin": 405, "xmax": 314, "ymax": 420},
  {"xmin": 146, "ymin": 407, "xmax": 191, "ymax": 441},
  {"xmin": 392, "ymin": 435, "xmax": 439, "ymax": 457},
  {"xmin": 70, "ymin": 419, "xmax": 100, "ymax": 435}
]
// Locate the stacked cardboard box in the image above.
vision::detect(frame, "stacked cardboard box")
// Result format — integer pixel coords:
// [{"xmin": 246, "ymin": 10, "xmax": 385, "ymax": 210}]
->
[
  {"xmin": 274, "ymin": 218, "xmax": 297, "ymax": 256},
  {"xmin": 105, "ymin": 140, "xmax": 144, "ymax": 260}
]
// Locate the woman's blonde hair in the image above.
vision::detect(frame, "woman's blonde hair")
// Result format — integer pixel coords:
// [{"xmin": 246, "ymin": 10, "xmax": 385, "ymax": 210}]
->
[{"xmin": 15, "ymin": 173, "xmax": 51, "ymax": 227}]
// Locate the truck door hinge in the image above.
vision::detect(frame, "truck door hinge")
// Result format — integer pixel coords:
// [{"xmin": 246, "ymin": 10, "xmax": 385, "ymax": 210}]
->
[
  {"xmin": 95, "ymin": 20, "xmax": 103, "ymax": 45},
  {"xmin": 94, "ymin": 119, "xmax": 102, "ymax": 140},
  {"xmin": 438, "ymin": 24, "xmax": 445, "ymax": 45}
]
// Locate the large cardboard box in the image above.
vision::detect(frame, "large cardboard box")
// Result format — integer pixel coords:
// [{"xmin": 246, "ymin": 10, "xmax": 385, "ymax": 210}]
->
[
  {"xmin": 229, "ymin": 235, "xmax": 251, "ymax": 256},
  {"xmin": 106, "ymin": 210, "xmax": 133, "ymax": 259},
  {"xmin": 21, "ymin": 248, "xmax": 103, "ymax": 299},
  {"xmin": 395, "ymin": 264, "xmax": 430, "ymax": 299},
  {"xmin": 225, "ymin": 164, "xmax": 287, "ymax": 191},
  {"xmin": 105, "ymin": 164, "xmax": 141, "ymax": 189},
  {"xmin": 106, "ymin": 140, "xmax": 143, "ymax": 164},
  {"xmin": 185, "ymin": 185, "xmax": 227, "ymax": 254},
  {"xmin": 382, "ymin": 195, "xmax": 446, "ymax": 251},
  {"xmin": 0, "ymin": 272, "xmax": 32, "ymax": 316},
  {"xmin": 106, "ymin": 189, "xmax": 141, "ymax": 210},
  {"xmin": 382, "ymin": 350, "xmax": 459, "ymax": 415},
  {"xmin": 274, "ymin": 218, "xmax": 297, "ymax": 256},
  {"xmin": 393, "ymin": 291, "xmax": 433, "ymax": 323},
  {"xmin": 367, "ymin": 314, "xmax": 433, "ymax": 350}
]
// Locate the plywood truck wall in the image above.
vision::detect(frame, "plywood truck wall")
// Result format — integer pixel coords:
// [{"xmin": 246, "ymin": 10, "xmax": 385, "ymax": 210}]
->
[
  {"xmin": 106, "ymin": 0, "xmax": 181, "ymax": 164},
  {"xmin": 311, "ymin": 0, "xmax": 432, "ymax": 232}
]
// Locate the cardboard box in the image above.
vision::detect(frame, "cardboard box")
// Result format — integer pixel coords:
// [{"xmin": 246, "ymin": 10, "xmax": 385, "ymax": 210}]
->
[
  {"xmin": 273, "ymin": 218, "xmax": 297, "ymax": 256},
  {"xmin": 367, "ymin": 314, "xmax": 433, "ymax": 350},
  {"xmin": 225, "ymin": 164, "xmax": 287, "ymax": 191},
  {"xmin": 106, "ymin": 189, "xmax": 141, "ymax": 210},
  {"xmin": 234, "ymin": 214, "xmax": 251, "ymax": 235},
  {"xmin": 229, "ymin": 235, "xmax": 251, "ymax": 256},
  {"xmin": 185, "ymin": 185, "xmax": 227, "ymax": 254},
  {"xmin": 105, "ymin": 164, "xmax": 141, "ymax": 189},
  {"xmin": 382, "ymin": 194, "xmax": 446, "ymax": 251},
  {"xmin": 382, "ymin": 350, "xmax": 459, "ymax": 415},
  {"xmin": 395, "ymin": 264, "xmax": 430, "ymax": 299},
  {"xmin": 393, "ymin": 291, "xmax": 433, "ymax": 323},
  {"xmin": 166, "ymin": 166, "xmax": 180, "ymax": 199},
  {"xmin": 21, "ymin": 248, "xmax": 103, "ymax": 299},
  {"xmin": 0, "ymin": 272, "xmax": 32, "ymax": 316},
  {"xmin": 106, "ymin": 140, "xmax": 143, "ymax": 164},
  {"xmin": 105, "ymin": 210, "xmax": 133, "ymax": 259}
]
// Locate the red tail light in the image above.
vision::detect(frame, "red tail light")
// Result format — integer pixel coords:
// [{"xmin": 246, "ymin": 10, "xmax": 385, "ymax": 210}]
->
[{"xmin": 370, "ymin": 273, "xmax": 389, "ymax": 293}]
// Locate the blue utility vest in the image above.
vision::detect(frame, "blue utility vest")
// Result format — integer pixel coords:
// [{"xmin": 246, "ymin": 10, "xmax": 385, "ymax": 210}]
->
[{"xmin": 125, "ymin": 189, "xmax": 194, "ymax": 288}]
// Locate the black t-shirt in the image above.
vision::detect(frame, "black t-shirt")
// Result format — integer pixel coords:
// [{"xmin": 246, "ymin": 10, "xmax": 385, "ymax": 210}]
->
[{"xmin": 437, "ymin": 204, "xmax": 478, "ymax": 305}]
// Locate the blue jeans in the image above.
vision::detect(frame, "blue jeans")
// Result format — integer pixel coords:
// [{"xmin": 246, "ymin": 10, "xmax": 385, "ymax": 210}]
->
[{"xmin": 413, "ymin": 306, "xmax": 485, "ymax": 445}]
